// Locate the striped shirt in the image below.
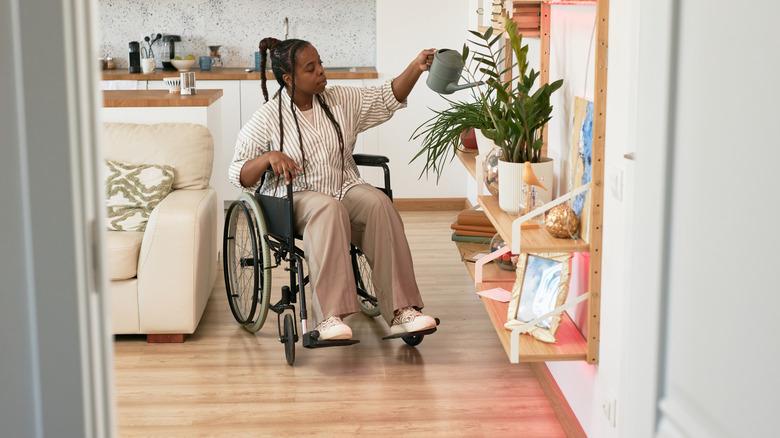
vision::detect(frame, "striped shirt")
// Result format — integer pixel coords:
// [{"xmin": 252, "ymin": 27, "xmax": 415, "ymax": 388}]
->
[{"xmin": 228, "ymin": 81, "xmax": 406, "ymax": 198}]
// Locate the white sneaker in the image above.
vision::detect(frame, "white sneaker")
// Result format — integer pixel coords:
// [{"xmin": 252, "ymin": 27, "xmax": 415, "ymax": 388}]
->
[
  {"xmin": 314, "ymin": 316, "xmax": 352, "ymax": 340},
  {"xmin": 390, "ymin": 307, "xmax": 437, "ymax": 335}
]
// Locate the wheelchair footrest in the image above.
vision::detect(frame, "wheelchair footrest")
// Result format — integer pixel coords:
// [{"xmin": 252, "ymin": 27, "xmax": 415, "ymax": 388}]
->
[
  {"xmin": 302, "ymin": 331, "xmax": 360, "ymax": 349},
  {"xmin": 382, "ymin": 318, "xmax": 440, "ymax": 340}
]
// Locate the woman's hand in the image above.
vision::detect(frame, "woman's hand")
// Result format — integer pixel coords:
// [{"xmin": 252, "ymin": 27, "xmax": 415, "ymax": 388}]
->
[
  {"xmin": 415, "ymin": 48, "xmax": 436, "ymax": 72},
  {"xmin": 265, "ymin": 151, "xmax": 302, "ymax": 184},
  {"xmin": 390, "ymin": 48, "xmax": 437, "ymax": 102}
]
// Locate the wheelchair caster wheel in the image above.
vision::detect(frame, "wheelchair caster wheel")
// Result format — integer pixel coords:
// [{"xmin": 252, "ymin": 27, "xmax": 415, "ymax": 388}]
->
[
  {"xmin": 402, "ymin": 334, "xmax": 424, "ymax": 347},
  {"xmin": 282, "ymin": 314, "xmax": 296, "ymax": 366}
]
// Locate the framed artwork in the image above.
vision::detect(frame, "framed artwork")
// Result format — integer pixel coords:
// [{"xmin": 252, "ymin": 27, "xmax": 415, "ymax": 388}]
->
[
  {"xmin": 506, "ymin": 253, "xmax": 572, "ymax": 343},
  {"xmin": 569, "ymin": 97, "xmax": 594, "ymax": 241}
]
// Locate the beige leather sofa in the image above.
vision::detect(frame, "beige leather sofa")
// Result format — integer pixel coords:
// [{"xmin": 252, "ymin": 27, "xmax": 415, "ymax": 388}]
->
[{"xmin": 103, "ymin": 123, "xmax": 218, "ymax": 342}]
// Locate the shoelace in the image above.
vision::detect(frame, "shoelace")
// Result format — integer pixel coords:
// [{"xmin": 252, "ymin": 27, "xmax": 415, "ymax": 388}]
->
[
  {"xmin": 316, "ymin": 316, "xmax": 343, "ymax": 331},
  {"xmin": 392, "ymin": 307, "xmax": 422, "ymax": 325}
]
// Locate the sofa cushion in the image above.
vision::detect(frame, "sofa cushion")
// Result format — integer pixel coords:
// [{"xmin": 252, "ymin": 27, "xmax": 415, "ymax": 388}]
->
[
  {"xmin": 102, "ymin": 123, "xmax": 214, "ymax": 190},
  {"xmin": 106, "ymin": 231, "xmax": 144, "ymax": 280},
  {"xmin": 105, "ymin": 160, "xmax": 174, "ymax": 232}
]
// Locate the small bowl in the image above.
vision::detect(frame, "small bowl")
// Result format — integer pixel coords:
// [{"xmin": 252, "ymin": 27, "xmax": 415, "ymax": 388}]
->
[
  {"xmin": 171, "ymin": 59, "xmax": 196, "ymax": 71},
  {"xmin": 162, "ymin": 77, "xmax": 181, "ymax": 94}
]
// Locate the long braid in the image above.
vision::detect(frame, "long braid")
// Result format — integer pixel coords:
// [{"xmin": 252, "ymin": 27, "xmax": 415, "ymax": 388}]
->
[
  {"xmin": 316, "ymin": 94, "xmax": 346, "ymax": 199},
  {"xmin": 287, "ymin": 41, "xmax": 309, "ymax": 186},
  {"xmin": 258, "ymin": 37, "xmax": 346, "ymax": 197}
]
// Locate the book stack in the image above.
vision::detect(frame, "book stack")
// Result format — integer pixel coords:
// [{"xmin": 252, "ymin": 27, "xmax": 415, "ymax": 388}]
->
[{"xmin": 451, "ymin": 209, "xmax": 497, "ymax": 244}]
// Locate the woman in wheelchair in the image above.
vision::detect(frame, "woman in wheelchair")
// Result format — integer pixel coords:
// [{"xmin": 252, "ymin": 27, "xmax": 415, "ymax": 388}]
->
[{"xmin": 227, "ymin": 37, "xmax": 438, "ymax": 348}]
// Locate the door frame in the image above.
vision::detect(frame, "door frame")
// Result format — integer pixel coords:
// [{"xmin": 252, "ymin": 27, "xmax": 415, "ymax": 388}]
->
[{"xmin": 619, "ymin": 0, "xmax": 679, "ymax": 436}]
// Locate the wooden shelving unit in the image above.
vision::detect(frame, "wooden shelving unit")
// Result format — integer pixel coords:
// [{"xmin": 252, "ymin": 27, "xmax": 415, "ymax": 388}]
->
[{"xmin": 457, "ymin": 0, "xmax": 608, "ymax": 364}]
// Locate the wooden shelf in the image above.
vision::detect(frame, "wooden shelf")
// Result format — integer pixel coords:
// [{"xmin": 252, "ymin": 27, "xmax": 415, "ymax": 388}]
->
[
  {"xmin": 456, "ymin": 150, "xmax": 588, "ymax": 254},
  {"xmin": 458, "ymin": 149, "xmax": 478, "ymax": 179},
  {"xmin": 456, "ymin": 242, "xmax": 588, "ymax": 362}
]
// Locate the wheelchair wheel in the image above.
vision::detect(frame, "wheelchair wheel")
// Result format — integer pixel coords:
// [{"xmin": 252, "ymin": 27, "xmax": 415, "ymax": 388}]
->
[
  {"xmin": 283, "ymin": 314, "xmax": 296, "ymax": 366},
  {"xmin": 223, "ymin": 193, "xmax": 272, "ymax": 332},
  {"xmin": 402, "ymin": 334, "xmax": 424, "ymax": 347},
  {"xmin": 353, "ymin": 250, "xmax": 381, "ymax": 317}
]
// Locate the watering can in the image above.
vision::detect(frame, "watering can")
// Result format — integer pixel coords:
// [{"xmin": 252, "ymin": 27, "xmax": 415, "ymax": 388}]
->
[{"xmin": 426, "ymin": 49, "xmax": 484, "ymax": 94}]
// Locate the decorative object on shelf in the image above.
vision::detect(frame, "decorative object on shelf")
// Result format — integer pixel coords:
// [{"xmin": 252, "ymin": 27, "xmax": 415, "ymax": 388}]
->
[
  {"xmin": 199, "ymin": 56, "xmax": 212, "ymax": 71},
  {"xmin": 171, "ymin": 56, "xmax": 196, "ymax": 72},
  {"xmin": 489, "ymin": 233, "xmax": 517, "ymax": 271},
  {"xmin": 141, "ymin": 58, "xmax": 155, "ymax": 74},
  {"xmin": 545, "ymin": 203, "xmax": 580, "ymax": 239},
  {"xmin": 128, "ymin": 41, "xmax": 142, "ymax": 73},
  {"xmin": 522, "ymin": 161, "xmax": 546, "ymax": 213},
  {"xmin": 162, "ymin": 76, "xmax": 180, "ymax": 94},
  {"xmin": 483, "ymin": 146, "xmax": 502, "ymax": 196},
  {"xmin": 208, "ymin": 45, "xmax": 223, "ymax": 68},
  {"xmin": 506, "ymin": 253, "xmax": 572, "ymax": 343},
  {"xmin": 105, "ymin": 57, "xmax": 116, "ymax": 70},
  {"xmin": 180, "ymin": 72, "xmax": 196, "ymax": 95},
  {"xmin": 460, "ymin": 128, "xmax": 478, "ymax": 150},
  {"xmin": 569, "ymin": 96, "xmax": 594, "ymax": 240}
]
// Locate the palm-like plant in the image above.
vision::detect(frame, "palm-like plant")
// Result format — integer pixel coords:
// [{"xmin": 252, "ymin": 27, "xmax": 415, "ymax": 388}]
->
[
  {"xmin": 467, "ymin": 14, "xmax": 563, "ymax": 164},
  {"xmin": 411, "ymin": 14, "xmax": 563, "ymax": 180}
]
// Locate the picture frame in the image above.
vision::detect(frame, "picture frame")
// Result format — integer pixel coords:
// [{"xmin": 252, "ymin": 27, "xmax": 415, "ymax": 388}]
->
[{"xmin": 506, "ymin": 252, "xmax": 572, "ymax": 343}]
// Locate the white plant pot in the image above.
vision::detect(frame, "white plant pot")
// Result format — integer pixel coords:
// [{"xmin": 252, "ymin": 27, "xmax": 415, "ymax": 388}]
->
[
  {"xmin": 497, "ymin": 158, "xmax": 555, "ymax": 214},
  {"xmin": 475, "ymin": 129, "xmax": 500, "ymax": 156}
]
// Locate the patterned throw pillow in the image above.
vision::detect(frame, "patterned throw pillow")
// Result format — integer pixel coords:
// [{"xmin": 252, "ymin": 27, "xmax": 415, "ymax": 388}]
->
[{"xmin": 105, "ymin": 160, "xmax": 175, "ymax": 232}]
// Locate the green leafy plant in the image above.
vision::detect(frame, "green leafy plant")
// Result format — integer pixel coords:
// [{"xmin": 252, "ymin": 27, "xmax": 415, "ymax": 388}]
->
[
  {"xmin": 468, "ymin": 15, "xmax": 563, "ymax": 163},
  {"xmin": 409, "ymin": 97, "xmax": 491, "ymax": 181},
  {"xmin": 411, "ymin": 14, "xmax": 563, "ymax": 180}
]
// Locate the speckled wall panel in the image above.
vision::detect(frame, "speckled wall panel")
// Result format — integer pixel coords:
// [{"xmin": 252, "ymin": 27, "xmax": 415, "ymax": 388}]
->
[{"xmin": 99, "ymin": 0, "xmax": 376, "ymax": 68}]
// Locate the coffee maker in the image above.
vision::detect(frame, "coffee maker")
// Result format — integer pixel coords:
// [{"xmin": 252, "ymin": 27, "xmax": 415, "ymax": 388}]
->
[
  {"xmin": 128, "ymin": 41, "xmax": 141, "ymax": 73},
  {"xmin": 160, "ymin": 34, "xmax": 181, "ymax": 71}
]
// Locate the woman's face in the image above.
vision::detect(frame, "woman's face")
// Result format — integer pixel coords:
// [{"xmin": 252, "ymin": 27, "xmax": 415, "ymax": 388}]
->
[{"xmin": 284, "ymin": 44, "xmax": 327, "ymax": 95}]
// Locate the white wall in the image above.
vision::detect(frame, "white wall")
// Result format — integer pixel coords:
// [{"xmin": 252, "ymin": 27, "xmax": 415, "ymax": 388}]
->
[
  {"xmin": 374, "ymin": 0, "xmax": 469, "ymax": 198},
  {"xmin": 544, "ymin": 2, "xmax": 639, "ymax": 437}
]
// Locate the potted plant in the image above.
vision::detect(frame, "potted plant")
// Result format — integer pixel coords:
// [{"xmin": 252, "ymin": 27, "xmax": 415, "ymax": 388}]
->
[
  {"xmin": 467, "ymin": 15, "xmax": 563, "ymax": 213},
  {"xmin": 411, "ymin": 15, "xmax": 563, "ymax": 213}
]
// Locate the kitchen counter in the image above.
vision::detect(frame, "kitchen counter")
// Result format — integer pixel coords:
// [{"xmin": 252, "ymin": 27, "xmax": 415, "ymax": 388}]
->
[
  {"xmin": 101, "ymin": 67, "xmax": 378, "ymax": 81},
  {"xmin": 102, "ymin": 89, "xmax": 223, "ymax": 107}
]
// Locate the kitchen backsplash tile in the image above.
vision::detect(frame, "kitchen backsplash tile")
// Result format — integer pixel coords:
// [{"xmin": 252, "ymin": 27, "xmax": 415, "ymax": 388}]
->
[{"xmin": 99, "ymin": 0, "xmax": 376, "ymax": 68}]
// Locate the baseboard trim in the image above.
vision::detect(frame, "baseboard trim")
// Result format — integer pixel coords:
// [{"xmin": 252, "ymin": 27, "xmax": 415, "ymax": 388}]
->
[
  {"xmin": 393, "ymin": 197, "xmax": 468, "ymax": 211},
  {"xmin": 530, "ymin": 363, "xmax": 587, "ymax": 438}
]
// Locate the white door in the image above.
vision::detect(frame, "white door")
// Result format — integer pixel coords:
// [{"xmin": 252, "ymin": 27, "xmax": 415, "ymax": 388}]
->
[{"xmin": 628, "ymin": 0, "xmax": 780, "ymax": 436}]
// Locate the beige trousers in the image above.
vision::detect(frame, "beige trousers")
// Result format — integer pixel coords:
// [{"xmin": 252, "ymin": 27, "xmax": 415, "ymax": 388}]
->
[{"xmin": 293, "ymin": 184, "xmax": 424, "ymax": 325}]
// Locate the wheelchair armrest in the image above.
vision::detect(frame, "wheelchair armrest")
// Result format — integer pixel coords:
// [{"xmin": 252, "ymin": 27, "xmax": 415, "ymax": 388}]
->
[{"xmin": 353, "ymin": 153, "xmax": 389, "ymax": 167}]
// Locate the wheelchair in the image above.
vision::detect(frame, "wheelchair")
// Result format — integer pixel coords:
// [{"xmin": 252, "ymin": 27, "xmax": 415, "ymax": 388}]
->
[{"xmin": 222, "ymin": 154, "xmax": 439, "ymax": 365}]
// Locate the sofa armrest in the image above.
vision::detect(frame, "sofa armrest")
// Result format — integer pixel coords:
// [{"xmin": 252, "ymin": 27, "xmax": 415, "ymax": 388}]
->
[{"xmin": 137, "ymin": 188, "xmax": 217, "ymax": 333}]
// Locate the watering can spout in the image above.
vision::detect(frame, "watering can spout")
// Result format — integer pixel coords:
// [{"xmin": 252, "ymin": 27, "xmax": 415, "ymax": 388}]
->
[{"xmin": 445, "ymin": 81, "xmax": 484, "ymax": 94}]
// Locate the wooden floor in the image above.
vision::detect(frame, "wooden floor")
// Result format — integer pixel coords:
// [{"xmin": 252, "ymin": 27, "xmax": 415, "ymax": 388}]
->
[{"xmin": 113, "ymin": 211, "xmax": 567, "ymax": 437}]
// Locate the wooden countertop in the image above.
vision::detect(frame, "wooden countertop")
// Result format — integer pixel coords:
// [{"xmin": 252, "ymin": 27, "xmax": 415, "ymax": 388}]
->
[
  {"xmin": 101, "ymin": 67, "xmax": 378, "ymax": 81},
  {"xmin": 103, "ymin": 89, "xmax": 223, "ymax": 108}
]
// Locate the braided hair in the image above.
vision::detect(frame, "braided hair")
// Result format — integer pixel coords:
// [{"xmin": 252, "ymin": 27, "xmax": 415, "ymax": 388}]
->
[{"xmin": 258, "ymin": 37, "xmax": 347, "ymax": 198}]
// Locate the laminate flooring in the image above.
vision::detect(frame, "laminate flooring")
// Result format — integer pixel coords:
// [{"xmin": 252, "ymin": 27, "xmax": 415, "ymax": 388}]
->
[{"xmin": 113, "ymin": 210, "xmax": 567, "ymax": 437}]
